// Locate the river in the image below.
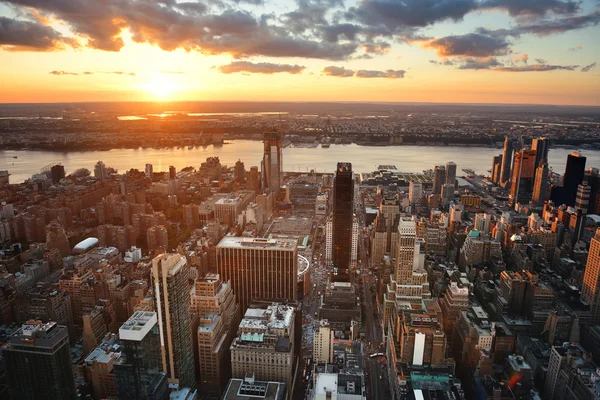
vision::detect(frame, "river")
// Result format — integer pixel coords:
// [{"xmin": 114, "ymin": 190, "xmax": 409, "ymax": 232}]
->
[{"xmin": 1, "ymin": 141, "xmax": 599, "ymax": 184}]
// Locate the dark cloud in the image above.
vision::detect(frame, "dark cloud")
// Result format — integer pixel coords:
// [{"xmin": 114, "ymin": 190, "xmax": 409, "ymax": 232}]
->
[
  {"xmin": 347, "ymin": 0, "xmax": 478, "ymax": 30},
  {"xmin": 423, "ymin": 33, "xmax": 511, "ymax": 57},
  {"xmin": 481, "ymin": 0, "xmax": 580, "ymax": 17},
  {"xmin": 216, "ymin": 61, "xmax": 306, "ymax": 74},
  {"xmin": 0, "ymin": 16, "xmax": 75, "ymax": 51},
  {"xmin": 362, "ymin": 42, "xmax": 391, "ymax": 55},
  {"xmin": 514, "ymin": 11, "xmax": 600, "ymax": 36},
  {"xmin": 535, "ymin": 58, "xmax": 547, "ymax": 64},
  {"xmin": 457, "ymin": 57, "xmax": 503, "ymax": 69},
  {"xmin": 322, "ymin": 66, "xmax": 355, "ymax": 77},
  {"xmin": 429, "ymin": 59, "xmax": 455, "ymax": 66},
  {"xmin": 49, "ymin": 70, "xmax": 78, "ymax": 75},
  {"xmin": 581, "ymin": 62, "xmax": 597, "ymax": 72},
  {"xmin": 355, "ymin": 69, "xmax": 405, "ymax": 78},
  {"xmin": 321, "ymin": 23, "xmax": 361, "ymax": 42},
  {"xmin": 495, "ymin": 64, "xmax": 579, "ymax": 72}
]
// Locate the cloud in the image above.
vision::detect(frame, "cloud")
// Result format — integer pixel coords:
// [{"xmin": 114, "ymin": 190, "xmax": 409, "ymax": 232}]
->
[
  {"xmin": 321, "ymin": 23, "xmax": 362, "ymax": 42},
  {"xmin": 457, "ymin": 57, "xmax": 504, "ymax": 69},
  {"xmin": 103, "ymin": 71, "xmax": 136, "ymax": 76},
  {"xmin": 422, "ymin": 33, "xmax": 511, "ymax": 57},
  {"xmin": 429, "ymin": 59, "xmax": 455, "ymax": 66},
  {"xmin": 0, "ymin": 16, "xmax": 75, "ymax": 51},
  {"xmin": 514, "ymin": 11, "xmax": 600, "ymax": 37},
  {"xmin": 216, "ymin": 61, "xmax": 306, "ymax": 74},
  {"xmin": 581, "ymin": 62, "xmax": 597, "ymax": 72},
  {"xmin": 362, "ymin": 42, "xmax": 391, "ymax": 55},
  {"xmin": 535, "ymin": 58, "xmax": 547, "ymax": 64},
  {"xmin": 495, "ymin": 64, "xmax": 579, "ymax": 72},
  {"xmin": 481, "ymin": 0, "xmax": 580, "ymax": 17},
  {"xmin": 569, "ymin": 44, "xmax": 583, "ymax": 51},
  {"xmin": 355, "ymin": 69, "xmax": 406, "ymax": 78},
  {"xmin": 514, "ymin": 53, "xmax": 528, "ymax": 64},
  {"xmin": 49, "ymin": 70, "xmax": 78, "ymax": 75},
  {"xmin": 161, "ymin": 70, "xmax": 185, "ymax": 75},
  {"xmin": 322, "ymin": 66, "xmax": 355, "ymax": 77}
]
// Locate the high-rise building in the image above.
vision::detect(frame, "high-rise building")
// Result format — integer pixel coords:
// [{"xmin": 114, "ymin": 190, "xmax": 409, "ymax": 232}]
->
[
  {"xmin": 544, "ymin": 342, "xmax": 590, "ymax": 400},
  {"xmin": 500, "ymin": 137, "xmax": 514, "ymax": 185},
  {"xmin": 532, "ymin": 137, "xmax": 549, "ymax": 168},
  {"xmin": 325, "ymin": 215, "xmax": 333, "ymax": 263},
  {"xmin": 46, "ymin": 220, "xmax": 71, "ymax": 257},
  {"xmin": 586, "ymin": 168, "xmax": 600, "ymax": 214},
  {"xmin": 433, "ymin": 165, "xmax": 446, "ymax": 195},
  {"xmin": 445, "ymin": 161, "xmax": 457, "ymax": 186},
  {"xmin": 332, "ymin": 162, "xmax": 354, "ymax": 281},
  {"xmin": 2, "ymin": 321, "xmax": 76, "ymax": 400},
  {"xmin": 169, "ymin": 165, "xmax": 176, "ymax": 180},
  {"xmin": 491, "ymin": 154, "xmax": 503, "ymax": 184},
  {"xmin": 81, "ymin": 333, "xmax": 120, "ymax": 399},
  {"xmin": 115, "ymin": 311, "xmax": 169, "ymax": 400},
  {"xmin": 409, "ymin": 180, "xmax": 423, "ymax": 204},
  {"xmin": 234, "ymin": 159, "xmax": 245, "ymax": 182},
  {"xmin": 532, "ymin": 162, "xmax": 550, "ymax": 207},
  {"xmin": 474, "ymin": 213, "xmax": 491, "ymax": 235},
  {"xmin": 563, "ymin": 152, "xmax": 587, "ymax": 207},
  {"xmin": 575, "ymin": 183, "xmax": 591, "ymax": 214},
  {"xmin": 217, "ymin": 237, "xmax": 297, "ymax": 313},
  {"xmin": 151, "ymin": 253, "xmax": 196, "ymax": 388},
  {"xmin": 230, "ymin": 304, "xmax": 296, "ymax": 389},
  {"xmin": 94, "ymin": 161, "xmax": 108, "ymax": 181},
  {"xmin": 261, "ymin": 129, "xmax": 284, "ymax": 196},
  {"xmin": 247, "ymin": 166, "xmax": 260, "ymax": 193},
  {"xmin": 509, "ymin": 149, "xmax": 536, "ymax": 207},
  {"xmin": 145, "ymin": 163, "xmax": 153, "ymax": 178},
  {"xmin": 582, "ymin": 229, "xmax": 600, "ymax": 325},
  {"xmin": 50, "ymin": 164, "xmax": 65, "ymax": 184},
  {"xmin": 313, "ymin": 319, "xmax": 334, "ymax": 363}
]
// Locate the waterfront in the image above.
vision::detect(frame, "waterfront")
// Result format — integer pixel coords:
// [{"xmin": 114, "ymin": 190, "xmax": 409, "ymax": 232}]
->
[{"xmin": 2, "ymin": 140, "xmax": 599, "ymax": 184}]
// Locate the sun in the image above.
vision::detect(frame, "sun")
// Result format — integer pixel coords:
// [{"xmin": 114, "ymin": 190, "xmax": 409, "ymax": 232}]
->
[{"xmin": 142, "ymin": 76, "xmax": 177, "ymax": 100}]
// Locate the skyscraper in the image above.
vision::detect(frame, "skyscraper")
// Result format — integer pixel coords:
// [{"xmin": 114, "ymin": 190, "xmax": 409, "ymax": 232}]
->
[
  {"xmin": 532, "ymin": 137, "xmax": 549, "ymax": 168},
  {"xmin": 247, "ymin": 166, "xmax": 260, "ymax": 193},
  {"xmin": 261, "ymin": 129, "xmax": 284, "ymax": 196},
  {"xmin": 433, "ymin": 165, "xmax": 446, "ymax": 195},
  {"xmin": 586, "ymin": 168, "xmax": 600, "ymax": 214},
  {"xmin": 491, "ymin": 154, "xmax": 503, "ymax": 184},
  {"xmin": 50, "ymin": 164, "xmax": 65, "ymax": 184},
  {"xmin": 115, "ymin": 311, "xmax": 169, "ymax": 400},
  {"xmin": 582, "ymin": 229, "xmax": 600, "ymax": 325},
  {"xmin": 500, "ymin": 137, "xmax": 514, "ymax": 185},
  {"xmin": 563, "ymin": 152, "xmax": 587, "ymax": 207},
  {"xmin": 216, "ymin": 237, "xmax": 298, "ymax": 312},
  {"xmin": 2, "ymin": 321, "xmax": 76, "ymax": 400},
  {"xmin": 445, "ymin": 161, "xmax": 457, "ymax": 186},
  {"xmin": 145, "ymin": 163, "xmax": 153, "ymax": 178},
  {"xmin": 332, "ymin": 162, "xmax": 354, "ymax": 281},
  {"xmin": 234, "ymin": 159, "xmax": 245, "ymax": 182},
  {"xmin": 169, "ymin": 165, "xmax": 176, "ymax": 180},
  {"xmin": 576, "ymin": 183, "xmax": 591, "ymax": 214},
  {"xmin": 151, "ymin": 253, "xmax": 196, "ymax": 389},
  {"xmin": 409, "ymin": 180, "xmax": 423, "ymax": 204},
  {"xmin": 509, "ymin": 149, "xmax": 536, "ymax": 207},
  {"xmin": 532, "ymin": 162, "xmax": 550, "ymax": 207}
]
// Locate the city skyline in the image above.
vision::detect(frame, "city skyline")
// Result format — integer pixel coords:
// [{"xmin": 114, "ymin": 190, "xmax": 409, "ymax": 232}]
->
[{"xmin": 0, "ymin": 0, "xmax": 599, "ymax": 105}]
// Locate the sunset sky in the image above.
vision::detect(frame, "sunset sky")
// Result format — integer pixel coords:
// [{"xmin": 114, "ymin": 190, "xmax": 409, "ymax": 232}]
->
[{"xmin": 1, "ymin": 0, "xmax": 599, "ymax": 105}]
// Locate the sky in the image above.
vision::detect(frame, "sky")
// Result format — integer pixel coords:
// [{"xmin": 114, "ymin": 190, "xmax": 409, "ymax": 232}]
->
[{"xmin": 0, "ymin": 0, "xmax": 599, "ymax": 105}]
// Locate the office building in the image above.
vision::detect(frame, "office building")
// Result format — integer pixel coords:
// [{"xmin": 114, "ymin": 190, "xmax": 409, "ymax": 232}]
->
[
  {"xmin": 509, "ymin": 148, "xmax": 536, "ymax": 207},
  {"xmin": 575, "ymin": 183, "xmax": 591, "ymax": 214},
  {"xmin": 147, "ymin": 225, "xmax": 168, "ymax": 252},
  {"xmin": 532, "ymin": 162, "xmax": 550, "ymax": 207},
  {"xmin": 409, "ymin": 180, "xmax": 423, "ymax": 204},
  {"xmin": 398, "ymin": 311, "xmax": 446, "ymax": 366},
  {"xmin": 169, "ymin": 165, "xmax": 176, "ymax": 180},
  {"xmin": 445, "ymin": 161, "xmax": 457, "ymax": 186},
  {"xmin": 145, "ymin": 163, "xmax": 153, "ymax": 177},
  {"xmin": 115, "ymin": 311, "xmax": 169, "ymax": 400},
  {"xmin": 230, "ymin": 304, "xmax": 296, "ymax": 389},
  {"xmin": 235, "ymin": 159, "xmax": 245, "ymax": 182},
  {"xmin": 544, "ymin": 342, "xmax": 592, "ymax": 400},
  {"xmin": 563, "ymin": 152, "xmax": 587, "ymax": 206},
  {"xmin": 439, "ymin": 282, "xmax": 469, "ymax": 345},
  {"xmin": 247, "ymin": 166, "xmax": 260, "ymax": 193},
  {"xmin": 81, "ymin": 333, "xmax": 120, "ymax": 400},
  {"xmin": 532, "ymin": 137, "xmax": 549, "ymax": 168},
  {"xmin": 433, "ymin": 165, "xmax": 446, "ymax": 195},
  {"xmin": 223, "ymin": 375, "xmax": 286, "ymax": 400},
  {"xmin": 1, "ymin": 321, "xmax": 76, "ymax": 400},
  {"xmin": 94, "ymin": 161, "xmax": 108, "ymax": 181},
  {"xmin": 581, "ymin": 229, "xmax": 600, "ymax": 325},
  {"xmin": 214, "ymin": 191, "xmax": 256, "ymax": 226},
  {"xmin": 45, "ymin": 220, "xmax": 71, "ymax": 257},
  {"xmin": 50, "ymin": 164, "xmax": 65, "ymax": 184},
  {"xmin": 190, "ymin": 273, "xmax": 240, "ymax": 394},
  {"xmin": 151, "ymin": 253, "xmax": 196, "ymax": 388},
  {"xmin": 500, "ymin": 137, "xmax": 514, "ymax": 185},
  {"xmin": 474, "ymin": 213, "xmax": 491, "ymax": 235},
  {"xmin": 491, "ymin": 154, "xmax": 503, "ymax": 184},
  {"xmin": 586, "ymin": 168, "xmax": 600, "ymax": 214},
  {"xmin": 262, "ymin": 129, "xmax": 284, "ymax": 196},
  {"xmin": 217, "ymin": 237, "xmax": 297, "ymax": 313},
  {"xmin": 313, "ymin": 319, "xmax": 334, "ymax": 363},
  {"xmin": 332, "ymin": 162, "xmax": 354, "ymax": 281}
]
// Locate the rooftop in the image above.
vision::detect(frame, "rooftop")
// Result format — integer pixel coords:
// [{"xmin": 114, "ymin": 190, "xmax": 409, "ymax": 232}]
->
[
  {"xmin": 119, "ymin": 311, "xmax": 157, "ymax": 341},
  {"xmin": 218, "ymin": 237, "xmax": 297, "ymax": 251}
]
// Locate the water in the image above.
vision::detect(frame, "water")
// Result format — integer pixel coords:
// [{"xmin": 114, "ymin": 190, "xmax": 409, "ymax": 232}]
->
[{"xmin": 1, "ymin": 141, "xmax": 599, "ymax": 184}]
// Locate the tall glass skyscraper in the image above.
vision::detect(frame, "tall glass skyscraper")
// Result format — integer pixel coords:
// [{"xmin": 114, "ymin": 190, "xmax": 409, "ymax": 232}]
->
[
  {"xmin": 261, "ymin": 129, "xmax": 284, "ymax": 196},
  {"xmin": 563, "ymin": 152, "xmax": 587, "ymax": 207},
  {"xmin": 332, "ymin": 162, "xmax": 354, "ymax": 282}
]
